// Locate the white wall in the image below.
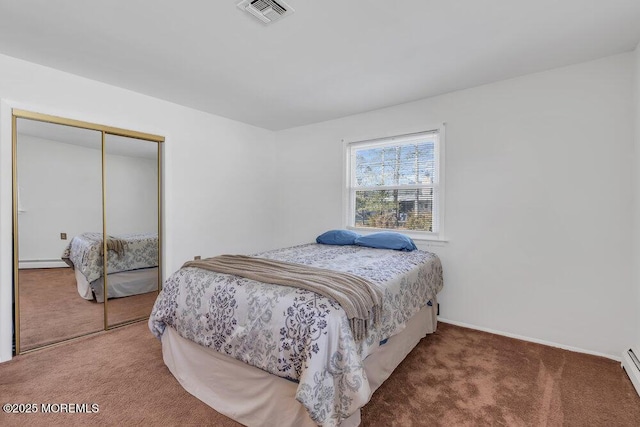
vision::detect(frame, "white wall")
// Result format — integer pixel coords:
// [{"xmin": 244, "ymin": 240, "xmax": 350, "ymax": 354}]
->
[
  {"xmin": 17, "ymin": 135, "xmax": 102, "ymax": 265},
  {"xmin": 274, "ymin": 53, "xmax": 635, "ymax": 358},
  {"xmin": 105, "ymin": 152, "xmax": 159, "ymax": 236},
  {"xmin": 0, "ymin": 53, "xmax": 277, "ymax": 361},
  {"xmin": 17, "ymin": 135, "xmax": 159, "ymax": 266}
]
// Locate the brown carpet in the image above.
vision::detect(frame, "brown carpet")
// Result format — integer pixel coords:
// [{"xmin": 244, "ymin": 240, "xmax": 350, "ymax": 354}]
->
[
  {"xmin": 1, "ymin": 322, "xmax": 639, "ymax": 426},
  {"xmin": 18, "ymin": 268, "xmax": 158, "ymax": 351}
]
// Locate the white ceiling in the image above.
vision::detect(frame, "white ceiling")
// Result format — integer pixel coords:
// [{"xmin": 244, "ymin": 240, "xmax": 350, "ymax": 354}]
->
[{"xmin": 1, "ymin": 1, "xmax": 639, "ymax": 131}]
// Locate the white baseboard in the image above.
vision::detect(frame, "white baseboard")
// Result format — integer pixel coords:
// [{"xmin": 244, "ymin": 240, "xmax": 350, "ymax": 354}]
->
[
  {"xmin": 622, "ymin": 346, "xmax": 640, "ymax": 397},
  {"xmin": 18, "ymin": 260, "xmax": 69, "ymax": 269},
  {"xmin": 437, "ymin": 317, "xmax": 621, "ymax": 362}
]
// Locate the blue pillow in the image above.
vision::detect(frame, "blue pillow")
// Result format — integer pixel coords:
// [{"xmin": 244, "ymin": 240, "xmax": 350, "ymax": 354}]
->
[
  {"xmin": 316, "ymin": 230, "xmax": 361, "ymax": 246},
  {"xmin": 354, "ymin": 232, "xmax": 417, "ymax": 251}
]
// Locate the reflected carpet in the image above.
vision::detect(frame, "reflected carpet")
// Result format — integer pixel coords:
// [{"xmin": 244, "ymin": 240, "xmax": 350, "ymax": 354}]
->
[{"xmin": 18, "ymin": 268, "xmax": 157, "ymax": 351}]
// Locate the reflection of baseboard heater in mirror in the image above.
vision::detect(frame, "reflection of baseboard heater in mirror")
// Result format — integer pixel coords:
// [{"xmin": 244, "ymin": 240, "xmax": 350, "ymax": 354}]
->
[
  {"xmin": 19, "ymin": 259, "xmax": 68, "ymax": 269},
  {"xmin": 622, "ymin": 346, "xmax": 640, "ymax": 397}
]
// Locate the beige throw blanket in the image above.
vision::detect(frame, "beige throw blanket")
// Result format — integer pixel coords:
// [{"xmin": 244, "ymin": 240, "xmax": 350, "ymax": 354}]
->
[
  {"xmin": 98, "ymin": 236, "xmax": 127, "ymax": 257},
  {"xmin": 183, "ymin": 255, "xmax": 383, "ymax": 341}
]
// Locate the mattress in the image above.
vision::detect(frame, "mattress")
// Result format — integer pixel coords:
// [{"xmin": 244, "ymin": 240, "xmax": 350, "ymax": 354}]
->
[
  {"xmin": 62, "ymin": 232, "xmax": 158, "ymax": 284},
  {"xmin": 150, "ymin": 243, "xmax": 443, "ymax": 426},
  {"xmin": 62, "ymin": 232, "xmax": 159, "ymax": 301}
]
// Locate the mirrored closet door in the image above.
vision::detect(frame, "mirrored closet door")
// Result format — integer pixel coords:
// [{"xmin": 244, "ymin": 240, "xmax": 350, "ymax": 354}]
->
[
  {"xmin": 15, "ymin": 118, "xmax": 104, "ymax": 352},
  {"xmin": 104, "ymin": 133, "xmax": 160, "ymax": 328},
  {"xmin": 13, "ymin": 110, "xmax": 164, "ymax": 354}
]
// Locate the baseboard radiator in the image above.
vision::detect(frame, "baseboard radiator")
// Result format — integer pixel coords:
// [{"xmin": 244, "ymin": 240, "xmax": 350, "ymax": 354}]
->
[
  {"xmin": 18, "ymin": 259, "xmax": 68, "ymax": 269},
  {"xmin": 622, "ymin": 346, "xmax": 640, "ymax": 397}
]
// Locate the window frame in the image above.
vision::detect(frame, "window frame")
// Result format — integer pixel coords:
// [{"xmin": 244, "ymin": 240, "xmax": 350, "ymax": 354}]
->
[{"xmin": 343, "ymin": 125, "xmax": 446, "ymax": 242}]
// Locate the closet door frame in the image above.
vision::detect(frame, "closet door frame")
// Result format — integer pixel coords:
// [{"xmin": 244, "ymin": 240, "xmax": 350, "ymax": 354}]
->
[{"xmin": 12, "ymin": 109, "xmax": 164, "ymax": 355}]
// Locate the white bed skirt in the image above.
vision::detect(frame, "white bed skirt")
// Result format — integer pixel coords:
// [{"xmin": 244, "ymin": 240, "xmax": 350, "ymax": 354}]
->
[
  {"xmin": 75, "ymin": 267, "xmax": 159, "ymax": 302},
  {"xmin": 161, "ymin": 298, "xmax": 438, "ymax": 426}
]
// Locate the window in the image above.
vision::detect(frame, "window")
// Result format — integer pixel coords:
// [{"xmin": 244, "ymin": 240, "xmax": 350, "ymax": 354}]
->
[{"xmin": 345, "ymin": 128, "xmax": 444, "ymax": 239}]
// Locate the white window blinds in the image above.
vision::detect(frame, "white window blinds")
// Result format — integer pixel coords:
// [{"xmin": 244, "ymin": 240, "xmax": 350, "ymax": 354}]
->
[{"xmin": 347, "ymin": 129, "xmax": 442, "ymax": 236}]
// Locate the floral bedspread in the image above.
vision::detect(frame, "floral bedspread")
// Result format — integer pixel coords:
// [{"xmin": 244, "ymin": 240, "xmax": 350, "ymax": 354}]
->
[
  {"xmin": 149, "ymin": 243, "xmax": 443, "ymax": 426},
  {"xmin": 61, "ymin": 232, "xmax": 159, "ymax": 284}
]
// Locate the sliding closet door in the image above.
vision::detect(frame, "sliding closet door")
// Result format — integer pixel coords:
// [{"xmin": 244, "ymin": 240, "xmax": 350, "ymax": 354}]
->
[
  {"xmin": 103, "ymin": 133, "xmax": 160, "ymax": 328},
  {"xmin": 13, "ymin": 109, "xmax": 165, "ymax": 354},
  {"xmin": 15, "ymin": 118, "xmax": 104, "ymax": 352}
]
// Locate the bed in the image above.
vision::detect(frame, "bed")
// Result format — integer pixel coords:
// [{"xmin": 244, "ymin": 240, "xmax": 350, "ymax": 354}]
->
[
  {"xmin": 149, "ymin": 243, "xmax": 443, "ymax": 426},
  {"xmin": 62, "ymin": 232, "xmax": 159, "ymax": 302}
]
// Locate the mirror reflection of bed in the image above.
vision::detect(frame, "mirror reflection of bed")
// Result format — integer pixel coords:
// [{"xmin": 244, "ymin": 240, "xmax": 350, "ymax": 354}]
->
[
  {"xmin": 62, "ymin": 231, "xmax": 160, "ymax": 326},
  {"xmin": 15, "ymin": 116, "xmax": 161, "ymax": 352}
]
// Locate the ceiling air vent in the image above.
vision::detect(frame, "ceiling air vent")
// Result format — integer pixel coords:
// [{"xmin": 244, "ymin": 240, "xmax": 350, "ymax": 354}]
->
[{"xmin": 237, "ymin": 0, "xmax": 294, "ymax": 24}]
